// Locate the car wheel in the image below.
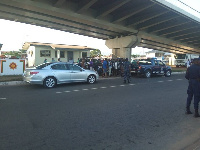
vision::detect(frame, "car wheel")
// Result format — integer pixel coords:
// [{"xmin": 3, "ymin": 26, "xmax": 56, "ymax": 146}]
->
[
  {"xmin": 43, "ymin": 77, "xmax": 57, "ymax": 88},
  {"xmin": 145, "ymin": 70, "xmax": 151, "ymax": 78},
  {"xmin": 87, "ymin": 75, "xmax": 96, "ymax": 84},
  {"xmin": 165, "ymin": 70, "xmax": 171, "ymax": 77}
]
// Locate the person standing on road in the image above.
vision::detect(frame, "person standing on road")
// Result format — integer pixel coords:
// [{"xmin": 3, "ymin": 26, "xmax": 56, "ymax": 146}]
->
[
  {"xmin": 102, "ymin": 58, "xmax": 108, "ymax": 78},
  {"xmin": 123, "ymin": 58, "xmax": 131, "ymax": 83},
  {"xmin": 89, "ymin": 59, "xmax": 94, "ymax": 70},
  {"xmin": 108, "ymin": 59, "xmax": 112, "ymax": 77},
  {"xmin": 186, "ymin": 59, "xmax": 191, "ymax": 68},
  {"xmin": 185, "ymin": 58, "xmax": 200, "ymax": 117}
]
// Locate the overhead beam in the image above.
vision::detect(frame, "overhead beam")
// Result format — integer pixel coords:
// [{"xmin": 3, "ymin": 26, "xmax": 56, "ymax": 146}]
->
[
  {"xmin": 160, "ymin": 25, "xmax": 200, "ymax": 36},
  {"xmin": 112, "ymin": 3, "xmax": 155, "ymax": 23},
  {"xmin": 96, "ymin": 0, "xmax": 131, "ymax": 19},
  {"xmin": 149, "ymin": 21, "xmax": 191, "ymax": 33},
  {"xmin": 169, "ymin": 30, "xmax": 200, "ymax": 38},
  {"xmin": 138, "ymin": 15, "xmax": 180, "ymax": 30},
  {"xmin": 54, "ymin": 0, "xmax": 66, "ymax": 7},
  {"xmin": 77, "ymin": 0, "xmax": 98, "ymax": 13},
  {"xmin": 127, "ymin": 10, "xmax": 169, "ymax": 27},
  {"xmin": 177, "ymin": 35, "xmax": 200, "ymax": 41}
]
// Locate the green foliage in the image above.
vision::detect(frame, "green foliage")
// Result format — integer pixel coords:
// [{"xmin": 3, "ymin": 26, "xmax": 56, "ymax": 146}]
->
[
  {"xmin": 90, "ymin": 49, "xmax": 102, "ymax": 57},
  {"xmin": 131, "ymin": 54, "xmax": 140, "ymax": 58},
  {"xmin": 4, "ymin": 50, "xmax": 22, "ymax": 58}
]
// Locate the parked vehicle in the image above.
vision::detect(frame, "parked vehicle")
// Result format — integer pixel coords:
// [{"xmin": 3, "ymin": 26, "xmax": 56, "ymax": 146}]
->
[
  {"xmin": 23, "ymin": 62, "xmax": 99, "ymax": 88},
  {"xmin": 131, "ymin": 58, "xmax": 172, "ymax": 78},
  {"xmin": 174, "ymin": 54, "xmax": 199, "ymax": 67}
]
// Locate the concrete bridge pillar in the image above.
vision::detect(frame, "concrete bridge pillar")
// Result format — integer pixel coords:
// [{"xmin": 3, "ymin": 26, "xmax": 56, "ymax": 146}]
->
[
  {"xmin": 57, "ymin": 50, "xmax": 60, "ymax": 60},
  {"xmin": 105, "ymin": 35, "xmax": 140, "ymax": 61}
]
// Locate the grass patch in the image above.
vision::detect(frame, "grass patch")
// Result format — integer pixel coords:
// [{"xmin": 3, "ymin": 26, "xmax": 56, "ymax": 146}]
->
[
  {"xmin": 171, "ymin": 67, "xmax": 186, "ymax": 72},
  {"xmin": 0, "ymin": 75, "xmax": 23, "ymax": 82}
]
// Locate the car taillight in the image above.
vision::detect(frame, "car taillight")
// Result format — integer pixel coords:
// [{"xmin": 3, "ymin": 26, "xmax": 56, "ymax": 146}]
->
[{"xmin": 30, "ymin": 72, "xmax": 39, "ymax": 75}]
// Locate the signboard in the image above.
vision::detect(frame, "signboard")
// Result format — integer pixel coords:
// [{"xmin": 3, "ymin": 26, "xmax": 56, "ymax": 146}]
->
[{"xmin": 0, "ymin": 59, "xmax": 25, "ymax": 75}]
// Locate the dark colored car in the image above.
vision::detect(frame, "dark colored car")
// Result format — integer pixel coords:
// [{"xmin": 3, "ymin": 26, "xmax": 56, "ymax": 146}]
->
[{"xmin": 131, "ymin": 58, "xmax": 172, "ymax": 78}]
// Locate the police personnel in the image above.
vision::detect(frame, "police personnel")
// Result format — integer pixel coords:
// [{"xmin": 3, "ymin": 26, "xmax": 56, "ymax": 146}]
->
[
  {"xmin": 185, "ymin": 58, "xmax": 200, "ymax": 117},
  {"xmin": 123, "ymin": 58, "xmax": 131, "ymax": 83}
]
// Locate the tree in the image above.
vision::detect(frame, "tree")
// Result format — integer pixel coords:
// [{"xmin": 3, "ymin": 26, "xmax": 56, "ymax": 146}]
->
[
  {"xmin": 5, "ymin": 50, "xmax": 22, "ymax": 58},
  {"xmin": 131, "ymin": 54, "xmax": 140, "ymax": 58},
  {"xmin": 90, "ymin": 49, "xmax": 102, "ymax": 57}
]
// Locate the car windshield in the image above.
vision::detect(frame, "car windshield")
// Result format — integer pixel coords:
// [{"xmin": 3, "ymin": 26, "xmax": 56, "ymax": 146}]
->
[{"xmin": 35, "ymin": 63, "xmax": 52, "ymax": 69}]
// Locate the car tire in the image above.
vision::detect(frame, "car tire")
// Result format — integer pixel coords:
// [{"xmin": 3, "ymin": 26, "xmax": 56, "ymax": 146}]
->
[
  {"xmin": 165, "ymin": 70, "xmax": 171, "ymax": 77},
  {"xmin": 43, "ymin": 77, "xmax": 57, "ymax": 88},
  {"xmin": 87, "ymin": 75, "xmax": 96, "ymax": 84},
  {"xmin": 145, "ymin": 70, "xmax": 151, "ymax": 78}
]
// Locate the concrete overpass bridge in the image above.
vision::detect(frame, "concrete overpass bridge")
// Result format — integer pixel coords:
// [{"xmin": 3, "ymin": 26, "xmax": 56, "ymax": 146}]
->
[{"xmin": 0, "ymin": 0, "xmax": 200, "ymax": 60}]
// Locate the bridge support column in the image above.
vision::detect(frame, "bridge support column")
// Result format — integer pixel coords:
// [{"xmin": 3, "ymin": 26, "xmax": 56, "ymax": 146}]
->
[
  {"xmin": 105, "ymin": 35, "xmax": 140, "ymax": 61},
  {"xmin": 57, "ymin": 50, "xmax": 60, "ymax": 60}
]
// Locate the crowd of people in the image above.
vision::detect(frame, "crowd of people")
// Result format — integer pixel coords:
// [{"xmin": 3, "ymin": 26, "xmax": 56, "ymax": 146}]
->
[{"xmin": 76, "ymin": 57, "xmax": 132, "ymax": 83}]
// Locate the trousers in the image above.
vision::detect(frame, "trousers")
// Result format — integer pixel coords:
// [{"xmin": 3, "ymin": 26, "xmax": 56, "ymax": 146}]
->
[{"xmin": 189, "ymin": 79, "xmax": 200, "ymax": 110}]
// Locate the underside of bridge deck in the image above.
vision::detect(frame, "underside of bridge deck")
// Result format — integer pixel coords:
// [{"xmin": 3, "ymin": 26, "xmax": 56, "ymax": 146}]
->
[{"xmin": 0, "ymin": 0, "xmax": 200, "ymax": 54}]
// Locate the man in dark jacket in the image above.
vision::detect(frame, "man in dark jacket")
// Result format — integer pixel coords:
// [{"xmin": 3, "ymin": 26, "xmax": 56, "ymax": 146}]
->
[
  {"xmin": 185, "ymin": 58, "xmax": 200, "ymax": 117},
  {"xmin": 123, "ymin": 58, "xmax": 131, "ymax": 83}
]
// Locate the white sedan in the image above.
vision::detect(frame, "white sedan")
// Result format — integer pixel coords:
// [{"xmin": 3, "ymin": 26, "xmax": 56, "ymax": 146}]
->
[{"xmin": 23, "ymin": 62, "xmax": 99, "ymax": 88}]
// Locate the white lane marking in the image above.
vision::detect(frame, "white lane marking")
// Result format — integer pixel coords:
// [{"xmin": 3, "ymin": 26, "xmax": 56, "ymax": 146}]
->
[
  {"xmin": 177, "ymin": 79, "xmax": 183, "ymax": 80},
  {"xmin": 91, "ymin": 88, "xmax": 97, "ymax": 90},
  {"xmin": 158, "ymin": 81, "xmax": 164, "ymax": 82},
  {"xmin": 64, "ymin": 91, "xmax": 71, "ymax": 93},
  {"xmin": 129, "ymin": 84, "xmax": 135, "ymax": 86},
  {"xmin": 83, "ymin": 89, "xmax": 88, "ymax": 91},
  {"xmin": 100, "ymin": 87, "xmax": 107, "ymax": 89},
  {"xmin": 73, "ymin": 90, "xmax": 79, "ymax": 92},
  {"xmin": 0, "ymin": 98, "xmax": 6, "ymax": 100},
  {"xmin": 120, "ymin": 85, "xmax": 125, "ymax": 86},
  {"xmin": 168, "ymin": 80, "xmax": 173, "ymax": 81},
  {"xmin": 56, "ymin": 92, "xmax": 62, "ymax": 94},
  {"xmin": 110, "ymin": 86, "xmax": 116, "ymax": 88}
]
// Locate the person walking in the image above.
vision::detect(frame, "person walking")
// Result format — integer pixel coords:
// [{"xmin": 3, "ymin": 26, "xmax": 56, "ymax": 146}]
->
[
  {"xmin": 123, "ymin": 58, "xmax": 131, "ymax": 83},
  {"xmin": 185, "ymin": 58, "xmax": 200, "ymax": 117}
]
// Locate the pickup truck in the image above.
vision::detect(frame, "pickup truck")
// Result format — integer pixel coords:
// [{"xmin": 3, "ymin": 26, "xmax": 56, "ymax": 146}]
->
[{"xmin": 131, "ymin": 58, "xmax": 172, "ymax": 78}]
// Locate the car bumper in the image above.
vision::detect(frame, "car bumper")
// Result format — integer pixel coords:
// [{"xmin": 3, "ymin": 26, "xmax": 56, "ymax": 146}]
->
[{"xmin": 23, "ymin": 76, "xmax": 43, "ymax": 85}]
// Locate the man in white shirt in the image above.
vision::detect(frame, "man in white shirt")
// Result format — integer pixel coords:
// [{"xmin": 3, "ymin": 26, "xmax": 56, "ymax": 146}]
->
[{"xmin": 186, "ymin": 59, "xmax": 190, "ymax": 68}]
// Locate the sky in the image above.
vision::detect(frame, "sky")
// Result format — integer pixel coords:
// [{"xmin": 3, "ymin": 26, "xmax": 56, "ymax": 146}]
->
[{"xmin": 0, "ymin": 0, "xmax": 200, "ymax": 55}]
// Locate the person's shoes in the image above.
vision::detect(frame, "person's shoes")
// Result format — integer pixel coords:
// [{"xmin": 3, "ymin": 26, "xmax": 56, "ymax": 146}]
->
[
  {"xmin": 123, "ymin": 80, "xmax": 126, "ymax": 83},
  {"xmin": 185, "ymin": 107, "xmax": 192, "ymax": 114},
  {"xmin": 128, "ymin": 80, "xmax": 130, "ymax": 83},
  {"xmin": 194, "ymin": 109, "xmax": 200, "ymax": 118}
]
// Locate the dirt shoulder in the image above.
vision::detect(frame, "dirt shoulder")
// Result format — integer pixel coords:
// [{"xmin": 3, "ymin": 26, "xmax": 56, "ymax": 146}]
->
[{"xmin": 0, "ymin": 75, "xmax": 23, "ymax": 82}]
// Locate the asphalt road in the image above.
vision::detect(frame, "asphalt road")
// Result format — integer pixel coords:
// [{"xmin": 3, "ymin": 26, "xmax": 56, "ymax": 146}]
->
[{"xmin": 0, "ymin": 74, "xmax": 200, "ymax": 150}]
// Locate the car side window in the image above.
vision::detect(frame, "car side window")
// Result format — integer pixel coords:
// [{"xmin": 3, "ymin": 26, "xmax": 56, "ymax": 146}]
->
[
  {"xmin": 65, "ymin": 64, "xmax": 70, "ymax": 70},
  {"xmin": 69, "ymin": 64, "xmax": 73, "ymax": 70},
  {"xmin": 73, "ymin": 65, "xmax": 81, "ymax": 70},
  {"xmin": 158, "ymin": 61, "xmax": 164, "ymax": 66},
  {"xmin": 68, "ymin": 64, "xmax": 81, "ymax": 70},
  {"xmin": 51, "ymin": 64, "xmax": 67, "ymax": 70}
]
